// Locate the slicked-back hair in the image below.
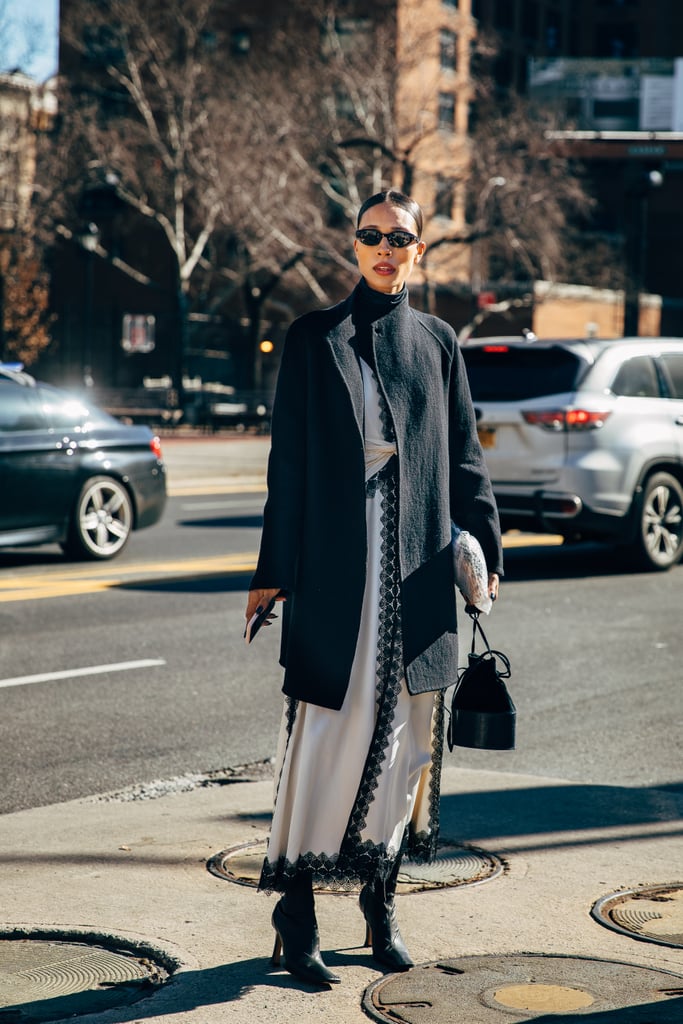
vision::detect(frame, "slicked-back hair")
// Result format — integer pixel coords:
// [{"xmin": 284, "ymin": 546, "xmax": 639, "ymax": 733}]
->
[{"xmin": 356, "ymin": 189, "xmax": 424, "ymax": 239}]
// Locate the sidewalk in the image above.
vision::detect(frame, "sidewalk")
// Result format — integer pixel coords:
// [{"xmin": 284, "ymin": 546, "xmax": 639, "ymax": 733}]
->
[
  {"xmin": 159, "ymin": 433, "xmax": 270, "ymax": 494},
  {"xmin": 1, "ymin": 764, "xmax": 682, "ymax": 1023},
  {"xmin": 2, "ymin": 437, "xmax": 682, "ymax": 1022}
]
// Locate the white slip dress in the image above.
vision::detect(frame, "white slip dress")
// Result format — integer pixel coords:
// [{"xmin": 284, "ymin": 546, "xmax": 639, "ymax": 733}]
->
[{"xmin": 259, "ymin": 358, "xmax": 444, "ymax": 893}]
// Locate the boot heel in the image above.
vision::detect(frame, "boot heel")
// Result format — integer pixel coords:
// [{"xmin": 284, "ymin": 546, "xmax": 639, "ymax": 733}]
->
[
  {"xmin": 364, "ymin": 923, "xmax": 372, "ymax": 948},
  {"xmin": 271, "ymin": 931, "xmax": 282, "ymax": 966}
]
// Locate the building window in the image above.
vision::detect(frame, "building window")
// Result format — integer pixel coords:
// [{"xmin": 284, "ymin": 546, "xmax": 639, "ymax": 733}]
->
[
  {"xmin": 569, "ymin": 19, "xmax": 581, "ymax": 56},
  {"xmin": 440, "ymin": 29, "xmax": 457, "ymax": 71},
  {"xmin": 521, "ymin": 1, "xmax": 539, "ymax": 42},
  {"xmin": 545, "ymin": 11, "xmax": 561, "ymax": 55},
  {"xmin": 231, "ymin": 29, "xmax": 251, "ymax": 55},
  {"xmin": 595, "ymin": 22, "xmax": 638, "ymax": 58},
  {"xmin": 438, "ymin": 92, "xmax": 456, "ymax": 130},
  {"xmin": 494, "ymin": 0, "xmax": 515, "ymax": 32},
  {"xmin": 334, "ymin": 90, "xmax": 356, "ymax": 121},
  {"xmin": 83, "ymin": 24, "xmax": 125, "ymax": 65},
  {"xmin": 434, "ymin": 176, "xmax": 455, "ymax": 218},
  {"xmin": 494, "ymin": 50, "xmax": 514, "ymax": 88},
  {"xmin": 322, "ymin": 17, "xmax": 372, "ymax": 55},
  {"xmin": 516, "ymin": 53, "xmax": 528, "ymax": 91}
]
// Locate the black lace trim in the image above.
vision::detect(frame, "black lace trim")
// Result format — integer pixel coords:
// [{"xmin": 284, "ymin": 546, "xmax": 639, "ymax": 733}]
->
[{"xmin": 371, "ymin": 362, "xmax": 395, "ymax": 442}]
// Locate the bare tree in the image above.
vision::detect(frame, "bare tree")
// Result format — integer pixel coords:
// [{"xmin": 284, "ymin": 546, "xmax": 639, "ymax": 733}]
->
[
  {"xmin": 254, "ymin": 13, "xmax": 598, "ymax": 325},
  {"xmin": 49, "ymin": 0, "xmax": 276, "ymax": 391},
  {"xmin": 49, "ymin": 0, "xmax": 362, "ymax": 390},
  {"xmin": 459, "ymin": 95, "xmax": 594, "ymax": 283},
  {"xmin": 44, "ymin": 0, "xmax": 601, "ymax": 391}
]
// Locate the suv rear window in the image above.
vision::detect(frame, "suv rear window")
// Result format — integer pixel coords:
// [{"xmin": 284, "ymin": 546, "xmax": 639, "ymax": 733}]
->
[{"xmin": 462, "ymin": 345, "xmax": 589, "ymax": 401}]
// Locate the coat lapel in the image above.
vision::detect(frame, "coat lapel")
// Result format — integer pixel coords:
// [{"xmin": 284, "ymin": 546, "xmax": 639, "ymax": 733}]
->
[{"xmin": 325, "ymin": 293, "xmax": 364, "ymax": 438}]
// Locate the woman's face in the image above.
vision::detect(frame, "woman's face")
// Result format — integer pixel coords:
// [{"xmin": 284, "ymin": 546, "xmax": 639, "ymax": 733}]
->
[{"xmin": 354, "ymin": 201, "xmax": 426, "ymax": 294}]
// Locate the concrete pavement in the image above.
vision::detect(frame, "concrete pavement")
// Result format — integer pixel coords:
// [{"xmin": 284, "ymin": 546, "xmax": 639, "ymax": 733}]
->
[
  {"xmin": 2, "ymin": 434, "xmax": 682, "ymax": 1023},
  {"xmin": 1, "ymin": 765, "xmax": 682, "ymax": 1022},
  {"xmin": 160, "ymin": 433, "xmax": 270, "ymax": 495}
]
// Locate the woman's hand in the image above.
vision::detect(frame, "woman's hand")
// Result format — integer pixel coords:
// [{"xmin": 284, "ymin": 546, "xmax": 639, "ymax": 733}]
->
[
  {"xmin": 488, "ymin": 573, "xmax": 500, "ymax": 603},
  {"xmin": 245, "ymin": 588, "xmax": 284, "ymax": 626}
]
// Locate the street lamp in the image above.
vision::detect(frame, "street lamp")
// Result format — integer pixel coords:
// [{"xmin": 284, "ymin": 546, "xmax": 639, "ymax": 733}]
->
[
  {"xmin": 79, "ymin": 221, "xmax": 100, "ymax": 387},
  {"xmin": 471, "ymin": 177, "xmax": 506, "ymax": 297}
]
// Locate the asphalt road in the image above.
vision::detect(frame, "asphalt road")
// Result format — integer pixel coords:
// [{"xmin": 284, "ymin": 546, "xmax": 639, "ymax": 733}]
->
[{"xmin": 1, "ymin": 450, "xmax": 681, "ymax": 814}]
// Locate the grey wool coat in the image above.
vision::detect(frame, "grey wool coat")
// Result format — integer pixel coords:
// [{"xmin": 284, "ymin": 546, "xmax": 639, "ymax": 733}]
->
[{"xmin": 250, "ymin": 284, "xmax": 503, "ymax": 711}]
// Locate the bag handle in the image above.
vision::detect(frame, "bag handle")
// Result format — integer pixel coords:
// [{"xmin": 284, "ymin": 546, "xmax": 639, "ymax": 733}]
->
[{"xmin": 465, "ymin": 608, "xmax": 511, "ymax": 678}]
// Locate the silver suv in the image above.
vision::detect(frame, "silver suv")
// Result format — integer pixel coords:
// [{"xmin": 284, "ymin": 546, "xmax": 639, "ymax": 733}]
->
[{"xmin": 461, "ymin": 337, "xmax": 683, "ymax": 571}]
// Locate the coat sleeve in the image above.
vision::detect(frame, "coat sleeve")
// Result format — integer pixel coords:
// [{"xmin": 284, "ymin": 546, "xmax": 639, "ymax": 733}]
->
[
  {"xmin": 448, "ymin": 339, "xmax": 504, "ymax": 577},
  {"xmin": 250, "ymin": 321, "xmax": 307, "ymax": 592}
]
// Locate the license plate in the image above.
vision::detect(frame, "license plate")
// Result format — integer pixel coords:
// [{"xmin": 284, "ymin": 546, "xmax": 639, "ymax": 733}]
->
[{"xmin": 478, "ymin": 427, "xmax": 496, "ymax": 449}]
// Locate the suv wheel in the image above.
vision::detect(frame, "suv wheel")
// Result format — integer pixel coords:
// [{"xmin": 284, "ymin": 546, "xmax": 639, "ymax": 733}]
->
[
  {"xmin": 63, "ymin": 476, "xmax": 133, "ymax": 560},
  {"xmin": 631, "ymin": 472, "xmax": 683, "ymax": 571}
]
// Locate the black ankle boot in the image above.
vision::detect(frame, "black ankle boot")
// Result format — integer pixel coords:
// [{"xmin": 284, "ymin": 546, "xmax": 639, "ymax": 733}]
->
[
  {"xmin": 359, "ymin": 861, "xmax": 414, "ymax": 972},
  {"xmin": 271, "ymin": 874, "xmax": 340, "ymax": 986}
]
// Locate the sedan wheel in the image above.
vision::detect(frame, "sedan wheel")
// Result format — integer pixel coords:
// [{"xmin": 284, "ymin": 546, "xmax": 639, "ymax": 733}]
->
[
  {"xmin": 64, "ymin": 476, "xmax": 133, "ymax": 560},
  {"xmin": 632, "ymin": 472, "xmax": 683, "ymax": 571}
]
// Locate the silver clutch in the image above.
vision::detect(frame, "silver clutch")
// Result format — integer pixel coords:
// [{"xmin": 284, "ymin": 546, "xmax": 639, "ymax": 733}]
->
[{"xmin": 451, "ymin": 522, "xmax": 492, "ymax": 614}]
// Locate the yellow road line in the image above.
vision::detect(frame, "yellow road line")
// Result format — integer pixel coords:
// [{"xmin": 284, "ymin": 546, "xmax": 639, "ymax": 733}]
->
[
  {"xmin": 0, "ymin": 554, "xmax": 259, "ymax": 603},
  {"xmin": 0, "ymin": 534, "xmax": 563, "ymax": 604},
  {"xmin": 502, "ymin": 533, "xmax": 563, "ymax": 548}
]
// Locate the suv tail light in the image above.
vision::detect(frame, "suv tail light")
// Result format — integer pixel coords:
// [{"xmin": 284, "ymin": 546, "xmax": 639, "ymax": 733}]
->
[
  {"xmin": 150, "ymin": 435, "xmax": 163, "ymax": 459},
  {"xmin": 522, "ymin": 409, "xmax": 611, "ymax": 431}
]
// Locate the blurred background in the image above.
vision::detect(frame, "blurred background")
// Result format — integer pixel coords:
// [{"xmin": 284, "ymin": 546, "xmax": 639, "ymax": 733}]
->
[{"xmin": 1, "ymin": 0, "xmax": 683, "ymax": 428}]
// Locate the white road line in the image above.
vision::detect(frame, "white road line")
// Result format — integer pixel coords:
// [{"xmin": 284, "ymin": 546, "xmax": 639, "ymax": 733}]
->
[{"xmin": 0, "ymin": 659, "xmax": 166, "ymax": 690}]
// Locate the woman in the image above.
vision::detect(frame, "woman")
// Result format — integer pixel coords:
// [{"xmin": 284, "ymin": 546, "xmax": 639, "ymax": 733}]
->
[{"xmin": 246, "ymin": 189, "xmax": 502, "ymax": 986}]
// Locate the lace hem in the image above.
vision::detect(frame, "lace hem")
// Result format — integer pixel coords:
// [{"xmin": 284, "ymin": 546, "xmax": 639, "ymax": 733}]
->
[{"xmin": 258, "ymin": 826, "xmax": 438, "ymax": 895}]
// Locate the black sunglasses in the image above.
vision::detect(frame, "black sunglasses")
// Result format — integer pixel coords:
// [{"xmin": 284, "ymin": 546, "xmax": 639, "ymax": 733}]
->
[{"xmin": 355, "ymin": 228, "xmax": 419, "ymax": 248}]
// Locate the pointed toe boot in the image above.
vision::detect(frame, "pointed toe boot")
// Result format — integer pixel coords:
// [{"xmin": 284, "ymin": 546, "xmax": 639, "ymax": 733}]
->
[
  {"xmin": 271, "ymin": 897, "xmax": 341, "ymax": 986},
  {"xmin": 359, "ymin": 882, "xmax": 414, "ymax": 972}
]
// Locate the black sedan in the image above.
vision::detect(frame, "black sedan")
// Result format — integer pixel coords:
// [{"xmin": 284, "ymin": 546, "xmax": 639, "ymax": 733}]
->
[{"xmin": 0, "ymin": 366, "xmax": 166, "ymax": 560}]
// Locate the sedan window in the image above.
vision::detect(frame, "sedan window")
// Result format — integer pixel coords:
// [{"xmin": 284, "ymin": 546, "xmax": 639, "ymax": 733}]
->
[
  {"xmin": 0, "ymin": 383, "xmax": 47, "ymax": 431},
  {"xmin": 36, "ymin": 386, "xmax": 114, "ymax": 431}
]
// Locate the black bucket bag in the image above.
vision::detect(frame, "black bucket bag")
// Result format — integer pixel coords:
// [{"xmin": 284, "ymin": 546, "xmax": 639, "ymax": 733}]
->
[{"xmin": 446, "ymin": 610, "xmax": 515, "ymax": 751}]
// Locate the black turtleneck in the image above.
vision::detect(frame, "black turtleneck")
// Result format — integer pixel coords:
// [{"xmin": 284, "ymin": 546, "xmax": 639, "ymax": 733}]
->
[{"xmin": 351, "ymin": 278, "xmax": 408, "ymax": 370}]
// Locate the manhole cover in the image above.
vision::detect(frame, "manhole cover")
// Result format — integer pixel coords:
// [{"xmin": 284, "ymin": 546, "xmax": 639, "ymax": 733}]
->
[
  {"xmin": 0, "ymin": 934, "xmax": 170, "ymax": 1023},
  {"xmin": 208, "ymin": 838, "xmax": 502, "ymax": 893},
  {"xmin": 362, "ymin": 954, "xmax": 683, "ymax": 1024},
  {"xmin": 592, "ymin": 883, "xmax": 683, "ymax": 949}
]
